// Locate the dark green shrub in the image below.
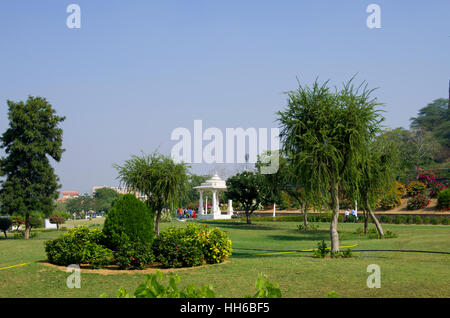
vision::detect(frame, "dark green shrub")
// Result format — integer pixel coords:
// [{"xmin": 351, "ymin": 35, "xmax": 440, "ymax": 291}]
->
[
  {"xmin": 406, "ymin": 215, "xmax": 414, "ymax": 224},
  {"xmin": 152, "ymin": 224, "xmax": 232, "ymax": 268},
  {"xmin": 45, "ymin": 226, "xmax": 113, "ymax": 268},
  {"xmin": 102, "ymin": 194, "xmax": 155, "ymax": 250},
  {"xmin": 423, "ymin": 217, "xmax": 431, "ymax": 224},
  {"xmin": 29, "ymin": 213, "xmax": 44, "ymax": 229},
  {"xmin": 442, "ymin": 218, "xmax": 449, "ymax": 225},
  {"xmin": 414, "ymin": 215, "xmax": 423, "ymax": 224},
  {"xmin": 394, "ymin": 215, "xmax": 406, "ymax": 224},
  {"xmin": 0, "ymin": 217, "xmax": 12, "ymax": 238},
  {"xmin": 436, "ymin": 188, "xmax": 450, "ymax": 211},
  {"xmin": 380, "ymin": 215, "xmax": 390, "ymax": 223},
  {"xmin": 313, "ymin": 240, "xmax": 329, "ymax": 258},
  {"xmin": 342, "ymin": 248, "xmax": 353, "ymax": 258},
  {"xmin": 114, "ymin": 238, "xmax": 155, "ymax": 270},
  {"xmin": 431, "ymin": 217, "xmax": 440, "ymax": 225}
]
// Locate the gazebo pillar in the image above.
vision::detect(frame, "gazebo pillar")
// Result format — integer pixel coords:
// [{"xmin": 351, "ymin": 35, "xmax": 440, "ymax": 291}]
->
[
  {"xmin": 198, "ymin": 190, "xmax": 204, "ymax": 214},
  {"xmin": 212, "ymin": 190, "xmax": 217, "ymax": 215}
]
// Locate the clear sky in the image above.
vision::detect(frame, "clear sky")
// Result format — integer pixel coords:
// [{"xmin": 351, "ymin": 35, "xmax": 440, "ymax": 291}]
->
[{"xmin": 0, "ymin": 0, "xmax": 449, "ymax": 195}]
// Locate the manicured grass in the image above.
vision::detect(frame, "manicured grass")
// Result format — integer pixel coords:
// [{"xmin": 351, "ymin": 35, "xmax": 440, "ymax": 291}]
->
[{"xmin": 0, "ymin": 218, "xmax": 449, "ymax": 298}]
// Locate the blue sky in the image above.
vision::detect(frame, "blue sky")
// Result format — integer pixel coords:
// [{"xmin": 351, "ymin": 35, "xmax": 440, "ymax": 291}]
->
[{"xmin": 0, "ymin": 0, "xmax": 449, "ymax": 194}]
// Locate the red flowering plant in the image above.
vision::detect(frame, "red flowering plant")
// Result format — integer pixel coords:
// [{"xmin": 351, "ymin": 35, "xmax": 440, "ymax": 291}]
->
[
  {"xmin": 10, "ymin": 216, "xmax": 24, "ymax": 231},
  {"xmin": 417, "ymin": 168, "xmax": 447, "ymax": 198},
  {"xmin": 407, "ymin": 193, "xmax": 431, "ymax": 210}
]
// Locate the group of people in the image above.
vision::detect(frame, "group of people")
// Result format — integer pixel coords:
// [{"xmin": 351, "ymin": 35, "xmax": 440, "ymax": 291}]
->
[
  {"xmin": 344, "ymin": 209, "xmax": 358, "ymax": 222},
  {"xmin": 177, "ymin": 208, "xmax": 196, "ymax": 219}
]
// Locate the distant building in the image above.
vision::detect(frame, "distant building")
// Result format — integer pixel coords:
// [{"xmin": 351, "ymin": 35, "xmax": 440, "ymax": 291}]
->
[
  {"xmin": 92, "ymin": 186, "xmax": 147, "ymax": 201},
  {"xmin": 57, "ymin": 190, "xmax": 80, "ymax": 202}
]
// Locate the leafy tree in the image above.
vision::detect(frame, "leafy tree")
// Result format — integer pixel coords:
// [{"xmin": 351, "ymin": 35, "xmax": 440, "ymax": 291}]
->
[
  {"xmin": 0, "ymin": 96, "xmax": 65, "ymax": 239},
  {"xmin": 0, "ymin": 217, "xmax": 12, "ymax": 238},
  {"xmin": 278, "ymin": 78, "xmax": 382, "ymax": 252},
  {"xmin": 114, "ymin": 152, "xmax": 189, "ymax": 235},
  {"xmin": 226, "ymin": 171, "xmax": 263, "ymax": 224},
  {"xmin": 66, "ymin": 194, "xmax": 93, "ymax": 217},
  {"xmin": 49, "ymin": 214, "xmax": 65, "ymax": 230},
  {"xmin": 93, "ymin": 187, "xmax": 120, "ymax": 213},
  {"xmin": 411, "ymin": 98, "xmax": 450, "ymax": 146},
  {"xmin": 380, "ymin": 128, "xmax": 439, "ymax": 171}
]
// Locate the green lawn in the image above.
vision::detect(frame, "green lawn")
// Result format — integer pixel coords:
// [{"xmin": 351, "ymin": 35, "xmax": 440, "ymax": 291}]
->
[{"xmin": 0, "ymin": 218, "xmax": 449, "ymax": 298}]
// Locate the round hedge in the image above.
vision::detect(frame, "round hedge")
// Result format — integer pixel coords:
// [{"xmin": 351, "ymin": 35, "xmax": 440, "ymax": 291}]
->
[
  {"xmin": 437, "ymin": 188, "xmax": 450, "ymax": 211},
  {"xmin": 102, "ymin": 194, "xmax": 155, "ymax": 250}
]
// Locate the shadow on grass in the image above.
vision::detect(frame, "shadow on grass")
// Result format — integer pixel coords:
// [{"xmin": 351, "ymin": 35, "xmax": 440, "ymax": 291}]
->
[
  {"xmin": 266, "ymin": 229, "xmax": 330, "ymax": 242},
  {"xmin": 230, "ymin": 250, "xmax": 313, "ymax": 259},
  {"xmin": 197, "ymin": 221, "xmax": 279, "ymax": 231}
]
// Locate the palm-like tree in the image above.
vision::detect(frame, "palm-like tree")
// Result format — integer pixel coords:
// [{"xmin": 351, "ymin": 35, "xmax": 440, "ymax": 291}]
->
[{"xmin": 114, "ymin": 152, "xmax": 189, "ymax": 235}]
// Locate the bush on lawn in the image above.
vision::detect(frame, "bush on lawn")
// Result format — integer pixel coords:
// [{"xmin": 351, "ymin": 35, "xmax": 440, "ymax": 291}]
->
[
  {"xmin": 45, "ymin": 226, "xmax": 113, "ymax": 268},
  {"xmin": 102, "ymin": 194, "xmax": 155, "ymax": 250},
  {"xmin": 380, "ymin": 215, "xmax": 393, "ymax": 224},
  {"xmin": 394, "ymin": 215, "xmax": 407, "ymax": 224},
  {"xmin": 113, "ymin": 235, "xmax": 155, "ymax": 270},
  {"xmin": 152, "ymin": 224, "xmax": 232, "ymax": 268},
  {"xmin": 431, "ymin": 217, "xmax": 440, "ymax": 225},
  {"xmin": 436, "ymin": 188, "xmax": 450, "ymax": 211},
  {"xmin": 414, "ymin": 215, "xmax": 423, "ymax": 224}
]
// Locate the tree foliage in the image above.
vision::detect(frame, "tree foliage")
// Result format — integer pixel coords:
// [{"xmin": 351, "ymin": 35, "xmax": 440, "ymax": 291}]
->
[
  {"xmin": 114, "ymin": 152, "xmax": 189, "ymax": 235},
  {"xmin": 277, "ymin": 78, "xmax": 383, "ymax": 252},
  {"xmin": 0, "ymin": 96, "xmax": 65, "ymax": 239},
  {"xmin": 226, "ymin": 171, "xmax": 263, "ymax": 224}
]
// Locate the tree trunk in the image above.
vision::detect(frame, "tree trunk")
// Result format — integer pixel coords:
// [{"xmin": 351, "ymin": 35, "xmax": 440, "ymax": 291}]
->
[
  {"xmin": 363, "ymin": 210, "xmax": 368, "ymax": 235},
  {"xmin": 3, "ymin": 231, "xmax": 6, "ymax": 239},
  {"xmin": 366, "ymin": 197, "xmax": 384, "ymax": 238},
  {"xmin": 155, "ymin": 210, "xmax": 162, "ymax": 236},
  {"xmin": 330, "ymin": 181, "xmax": 340, "ymax": 253},
  {"xmin": 246, "ymin": 212, "xmax": 252, "ymax": 224},
  {"xmin": 302, "ymin": 203, "xmax": 309, "ymax": 229},
  {"xmin": 24, "ymin": 213, "xmax": 31, "ymax": 240}
]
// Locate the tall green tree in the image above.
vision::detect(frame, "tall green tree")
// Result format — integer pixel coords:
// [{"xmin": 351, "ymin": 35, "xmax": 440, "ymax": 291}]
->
[
  {"xmin": 66, "ymin": 194, "xmax": 93, "ymax": 217},
  {"xmin": 93, "ymin": 187, "xmax": 120, "ymax": 213},
  {"xmin": 380, "ymin": 128, "xmax": 439, "ymax": 171},
  {"xmin": 0, "ymin": 96, "xmax": 65, "ymax": 239},
  {"xmin": 114, "ymin": 152, "xmax": 189, "ymax": 235},
  {"xmin": 278, "ymin": 79, "xmax": 382, "ymax": 252},
  {"xmin": 226, "ymin": 171, "xmax": 263, "ymax": 224}
]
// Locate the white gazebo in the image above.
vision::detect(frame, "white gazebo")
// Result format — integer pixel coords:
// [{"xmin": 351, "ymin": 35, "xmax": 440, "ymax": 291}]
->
[{"xmin": 194, "ymin": 173, "xmax": 233, "ymax": 220}]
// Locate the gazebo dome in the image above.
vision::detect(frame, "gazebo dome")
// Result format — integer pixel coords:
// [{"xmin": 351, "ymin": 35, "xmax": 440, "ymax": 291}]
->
[{"xmin": 194, "ymin": 173, "xmax": 227, "ymax": 190}]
